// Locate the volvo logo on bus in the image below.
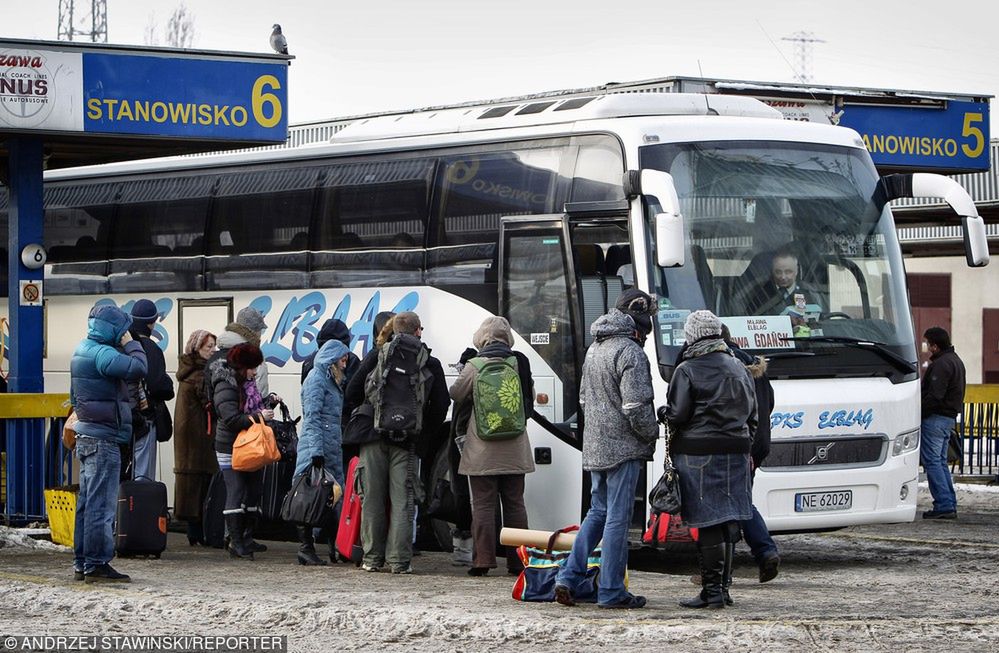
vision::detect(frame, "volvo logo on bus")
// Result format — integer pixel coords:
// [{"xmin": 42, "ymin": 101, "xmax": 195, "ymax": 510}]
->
[{"xmin": 808, "ymin": 442, "xmax": 837, "ymax": 465}]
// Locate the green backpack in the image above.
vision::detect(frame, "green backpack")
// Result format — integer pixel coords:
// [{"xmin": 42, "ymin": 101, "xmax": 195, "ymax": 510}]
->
[{"xmin": 468, "ymin": 356, "xmax": 526, "ymax": 441}]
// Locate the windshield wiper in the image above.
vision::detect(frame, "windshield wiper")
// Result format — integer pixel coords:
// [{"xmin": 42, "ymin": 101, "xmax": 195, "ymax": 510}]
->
[{"xmin": 788, "ymin": 336, "xmax": 917, "ymax": 374}]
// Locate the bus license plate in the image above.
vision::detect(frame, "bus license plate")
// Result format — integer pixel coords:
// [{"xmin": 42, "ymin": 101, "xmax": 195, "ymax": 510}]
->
[{"xmin": 794, "ymin": 490, "xmax": 853, "ymax": 513}]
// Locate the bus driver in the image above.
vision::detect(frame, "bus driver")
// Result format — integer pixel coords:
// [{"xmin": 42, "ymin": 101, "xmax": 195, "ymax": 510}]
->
[{"xmin": 743, "ymin": 248, "xmax": 822, "ymax": 316}]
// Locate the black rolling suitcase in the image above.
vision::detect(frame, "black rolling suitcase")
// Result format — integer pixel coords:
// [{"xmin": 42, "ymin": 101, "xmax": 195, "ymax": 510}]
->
[
  {"xmin": 115, "ymin": 476, "xmax": 169, "ymax": 558},
  {"xmin": 202, "ymin": 471, "xmax": 227, "ymax": 549},
  {"xmin": 260, "ymin": 459, "xmax": 295, "ymax": 522}
]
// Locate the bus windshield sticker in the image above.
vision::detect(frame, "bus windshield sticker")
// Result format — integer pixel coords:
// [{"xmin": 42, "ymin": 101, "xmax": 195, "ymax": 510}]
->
[
  {"xmin": 658, "ymin": 309, "xmax": 690, "ymax": 347},
  {"xmin": 530, "ymin": 333, "xmax": 550, "ymax": 345},
  {"xmin": 720, "ymin": 316, "xmax": 794, "ymax": 350}
]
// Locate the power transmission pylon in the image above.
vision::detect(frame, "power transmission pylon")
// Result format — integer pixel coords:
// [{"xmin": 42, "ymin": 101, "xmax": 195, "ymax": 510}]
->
[
  {"xmin": 782, "ymin": 31, "xmax": 825, "ymax": 84},
  {"xmin": 57, "ymin": 0, "xmax": 108, "ymax": 43}
]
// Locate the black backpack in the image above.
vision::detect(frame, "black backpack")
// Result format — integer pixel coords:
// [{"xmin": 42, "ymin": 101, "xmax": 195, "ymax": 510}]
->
[{"xmin": 365, "ymin": 334, "xmax": 433, "ymax": 443}]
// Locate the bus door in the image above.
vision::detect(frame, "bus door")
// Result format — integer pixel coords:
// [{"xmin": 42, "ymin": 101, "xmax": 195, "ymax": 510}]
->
[
  {"xmin": 177, "ymin": 298, "xmax": 233, "ymax": 351},
  {"xmin": 158, "ymin": 298, "xmax": 233, "ymax": 504},
  {"xmin": 499, "ymin": 208, "xmax": 629, "ymax": 527},
  {"xmin": 499, "ymin": 215, "xmax": 582, "ymax": 526}
]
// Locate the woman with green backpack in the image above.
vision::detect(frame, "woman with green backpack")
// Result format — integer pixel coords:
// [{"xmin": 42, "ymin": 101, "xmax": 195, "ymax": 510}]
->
[{"xmin": 449, "ymin": 316, "xmax": 535, "ymax": 577}]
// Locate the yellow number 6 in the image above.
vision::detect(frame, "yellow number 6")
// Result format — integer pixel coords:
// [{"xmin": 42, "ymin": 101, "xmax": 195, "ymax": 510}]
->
[
  {"xmin": 961, "ymin": 112, "xmax": 984, "ymax": 158},
  {"xmin": 252, "ymin": 75, "xmax": 283, "ymax": 129}
]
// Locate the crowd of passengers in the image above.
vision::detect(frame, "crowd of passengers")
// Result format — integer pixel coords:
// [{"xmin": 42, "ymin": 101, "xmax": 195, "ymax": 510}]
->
[{"xmin": 69, "ymin": 290, "xmax": 780, "ymax": 610}]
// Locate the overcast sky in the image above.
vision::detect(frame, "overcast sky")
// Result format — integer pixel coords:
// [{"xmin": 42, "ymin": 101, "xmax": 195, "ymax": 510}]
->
[{"xmin": 5, "ymin": 0, "xmax": 998, "ymax": 132}]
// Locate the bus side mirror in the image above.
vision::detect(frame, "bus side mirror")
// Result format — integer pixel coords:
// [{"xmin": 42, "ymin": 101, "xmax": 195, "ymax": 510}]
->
[
  {"xmin": 961, "ymin": 215, "xmax": 989, "ymax": 267},
  {"xmin": 655, "ymin": 212, "xmax": 686, "ymax": 267},
  {"xmin": 627, "ymin": 169, "xmax": 687, "ymax": 267},
  {"xmin": 881, "ymin": 173, "xmax": 989, "ymax": 268}
]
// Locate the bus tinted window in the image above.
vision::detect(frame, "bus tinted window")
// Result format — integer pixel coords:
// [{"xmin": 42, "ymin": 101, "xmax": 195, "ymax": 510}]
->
[
  {"xmin": 112, "ymin": 176, "xmax": 214, "ymax": 258},
  {"xmin": 436, "ymin": 144, "xmax": 563, "ymax": 246},
  {"xmin": 428, "ymin": 141, "xmax": 569, "ymax": 309},
  {"xmin": 311, "ymin": 158, "xmax": 432, "ymax": 288},
  {"xmin": 316, "ymin": 158, "xmax": 433, "ymax": 250},
  {"xmin": 210, "ymin": 166, "xmax": 320, "ymax": 254},
  {"xmin": 43, "ymin": 182, "xmax": 116, "ymax": 295}
]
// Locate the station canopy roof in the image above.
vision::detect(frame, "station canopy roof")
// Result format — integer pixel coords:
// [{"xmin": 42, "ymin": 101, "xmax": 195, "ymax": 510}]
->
[{"xmin": 0, "ymin": 39, "xmax": 291, "ymax": 171}]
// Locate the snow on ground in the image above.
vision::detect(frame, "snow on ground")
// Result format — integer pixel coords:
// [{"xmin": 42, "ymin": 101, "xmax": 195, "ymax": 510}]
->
[
  {"xmin": 0, "ymin": 526, "xmax": 71, "ymax": 552},
  {"xmin": 0, "ymin": 483, "xmax": 995, "ymax": 651}
]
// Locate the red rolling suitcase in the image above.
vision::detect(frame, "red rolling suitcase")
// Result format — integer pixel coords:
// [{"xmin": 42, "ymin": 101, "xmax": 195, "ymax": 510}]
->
[{"xmin": 335, "ymin": 456, "xmax": 363, "ymax": 564}]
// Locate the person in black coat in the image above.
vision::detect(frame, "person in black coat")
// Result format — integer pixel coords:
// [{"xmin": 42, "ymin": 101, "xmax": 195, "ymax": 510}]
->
[
  {"xmin": 301, "ymin": 318, "xmax": 360, "ymax": 388},
  {"xmin": 127, "ymin": 299, "xmax": 174, "ymax": 481},
  {"xmin": 207, "ymin": 343, "xmax": 275, "ymax": 560},
  {"xmin": 723, "ymin": 326, "xmax": 780, "ymax": 585}
]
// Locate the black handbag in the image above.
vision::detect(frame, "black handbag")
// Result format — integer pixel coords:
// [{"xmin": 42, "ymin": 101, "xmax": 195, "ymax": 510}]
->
[
  {"xmin": 153, "ymin": 401, "xmax": 173, "ymax": 443},
  {"xmin": 649, "ymin": 422, "xmax": 682, "ymax": 515},
  {"xmin": 426, "ymin": 478, "xmax": 458, "ymax": 523},
  {"xmin": 280, "ymin": 466, "xmax": 340, "ymax": 527},
  {"xmin": 269, "ymin": 401, "xmax": 300, "ymax": 459},
  {"xmin": 342, "ymin": 403, "xmax": 376, "ymax": 446}
]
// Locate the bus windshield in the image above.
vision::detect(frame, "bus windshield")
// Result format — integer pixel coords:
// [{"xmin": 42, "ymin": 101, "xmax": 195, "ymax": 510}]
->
[{"xmin": 639, "ymin": 141, "xmax": 917, "ymax": 380}]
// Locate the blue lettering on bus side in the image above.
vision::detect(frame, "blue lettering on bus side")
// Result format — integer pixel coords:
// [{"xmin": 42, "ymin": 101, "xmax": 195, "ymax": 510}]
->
[
  {"xmin": 256, "ymin": 290, "xmax": 423, "ymax": 367},
  {"xmin": 817, "ymin": 408, "xmax": 874, "ymax": 430},
  {"xmin": 770, "ymin": 412, "xmax": 804, "ymax": 429},
  {"xmin": 261, "ymin": 291, "xmax": 326, "ymax": 366},
  {"xmin": 105, "ymin": 297, "xmax": 174, "ymax": 351},
  {"xmin": 96, "ymin": 291, "xmax": 423, "ymax": 368}
]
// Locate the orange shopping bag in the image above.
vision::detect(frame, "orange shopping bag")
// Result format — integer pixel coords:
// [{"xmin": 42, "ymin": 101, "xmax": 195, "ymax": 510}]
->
[{"xmin": 231, "ymin": 415, "xmax": 280, "ymax": 472}]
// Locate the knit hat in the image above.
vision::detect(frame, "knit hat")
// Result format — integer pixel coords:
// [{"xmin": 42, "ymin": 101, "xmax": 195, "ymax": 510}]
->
[
  {"xmin": 615, "ymin": 289, "xmax": 655, "ymax": 335},
  {"xmin": 236, "ymin": 307, "xmax": 267, "ymax": 334},
  {"xmin": 130, "ymin": 299, "xmax": 159, "ymax": 324},
  {"xmin": 684, "ymin": 310, "xmax": 722, "ymax": 342},
  {"xmin": 227, "ymin": 343, "xmax": 263, "ymax": 371},
  {"xmin": 184, "ymin": 329, "xmax": 216, "ymax": 356}
]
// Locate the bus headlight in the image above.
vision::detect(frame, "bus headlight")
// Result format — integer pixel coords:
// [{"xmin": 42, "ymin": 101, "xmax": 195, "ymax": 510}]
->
[{"xmin": 892, "ymin": 429, "xmax": 920, "ymax": 456}]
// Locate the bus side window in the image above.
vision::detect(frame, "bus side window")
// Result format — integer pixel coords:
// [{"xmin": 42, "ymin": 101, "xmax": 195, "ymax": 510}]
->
[
  {"xmin": 206, "ymin": 166, "xmax": 319, "ymax": 291},
  {"xmin": 108, "ymin": 176, "xmax": 211, "ymax": 293},
  {"xmin": 312, "ymin": 158, "xmax": 432, "ymax": 289},
  {"xmin": 43, "ymin": 182, "xmax": 115, "ymax": 296}
]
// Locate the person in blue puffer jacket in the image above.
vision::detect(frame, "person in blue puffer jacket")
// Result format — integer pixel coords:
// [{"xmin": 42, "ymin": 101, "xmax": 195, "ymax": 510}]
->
[
  {"xmin": 294, "ymin": 338, "xmax": 350, "ymax": 565},
  {"xmin": 70, "ymin": 303, "xmax": 148, "ymax": 583}
]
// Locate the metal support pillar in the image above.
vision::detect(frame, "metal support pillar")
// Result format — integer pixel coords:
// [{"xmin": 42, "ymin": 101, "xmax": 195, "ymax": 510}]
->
[{"xmin": 5, "ymin": 137, "xmax": 46, "ymax": 523}]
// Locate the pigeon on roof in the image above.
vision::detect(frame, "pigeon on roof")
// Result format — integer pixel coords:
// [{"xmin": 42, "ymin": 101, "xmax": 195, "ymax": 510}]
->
[{"xmin": 270, "ymin": 24, "xmax": 288, "ymax": 55}]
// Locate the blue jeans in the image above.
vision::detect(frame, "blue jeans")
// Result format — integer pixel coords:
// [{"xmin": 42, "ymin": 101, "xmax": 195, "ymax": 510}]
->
[
  {"xmin": 132, "ymin": 427, "xmax": 157, "ymax": 481},
  {"xmin": 741, "ymin": 505, "xmax": 778, "ymax": 563},
  {"xmin": 556, "ymin": 459, "xmax": 641, "ymax": 606},
  {"xmin": 920, "ymin": 414, "xmax": 957, "ymax": 512},
  {"xmin": 73, "ymin": 437, "xmax": 121, "ymax": 573}
]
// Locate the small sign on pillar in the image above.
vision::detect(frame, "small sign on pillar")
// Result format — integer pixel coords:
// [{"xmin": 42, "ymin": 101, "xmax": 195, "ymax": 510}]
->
[{"xmin": 20, "ymin": 280, "xmax": 43, "ymax": 307}]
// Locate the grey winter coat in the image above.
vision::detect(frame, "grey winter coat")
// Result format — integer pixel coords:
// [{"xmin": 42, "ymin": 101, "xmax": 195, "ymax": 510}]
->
[{"xmin": 579, "ymin": 309, "xmax": 658, "ymax": 471}]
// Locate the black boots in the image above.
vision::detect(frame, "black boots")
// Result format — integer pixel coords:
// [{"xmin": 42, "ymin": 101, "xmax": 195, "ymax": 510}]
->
[
  {"xmin": 680, "ymin": 542, "xmax": 726, "ymax": 609},
  {"xmin": 297, "ymin": 526, "xmax": 328, "ymax": 566},
  {"xmin": 186, "ymin": 519, "xmax": 204, "ymax": 546},
  {"xmin": 722, "ymin": 542, "xmax": 735, "ymax": 606},
  {"xmin": 244, "ymin": 511, "xmax": 268, "ymax": 553},
  {"xmin": 225, "ymin": 514, "xmax": 254, "ymax": 560}
]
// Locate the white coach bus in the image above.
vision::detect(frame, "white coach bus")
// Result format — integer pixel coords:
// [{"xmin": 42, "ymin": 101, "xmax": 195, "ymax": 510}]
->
[{"xmin": 8, "ymin": 93, "xmax": 988, "ymax": 539}]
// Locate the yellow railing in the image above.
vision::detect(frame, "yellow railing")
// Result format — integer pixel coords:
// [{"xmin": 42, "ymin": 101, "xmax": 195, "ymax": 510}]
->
[
  {"xmin": 0, "ymin": 393, "xmax": 73, "ymax": 522},
  {"xmin": 0, "ymin": 393, "xmax": 71, "ymax": 419},
  {"xmin": 957, "ymin": 384, "xmax": 999, "ymax": 476}
]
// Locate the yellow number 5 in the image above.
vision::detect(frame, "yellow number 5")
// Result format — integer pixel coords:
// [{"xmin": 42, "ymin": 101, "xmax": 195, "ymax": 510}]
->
[
  {"xmin": 252, "ymin": 75, "xmax": 283, "ymax": 129},
  {"xmin": 961, "ymin": 112, "xmax": 984, "ymax": 158}
]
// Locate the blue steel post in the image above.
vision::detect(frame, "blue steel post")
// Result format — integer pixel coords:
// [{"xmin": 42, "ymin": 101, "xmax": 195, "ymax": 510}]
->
[{"xmin": 6, "ymin": 136, "xmax": 46, "ymax": 522}]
